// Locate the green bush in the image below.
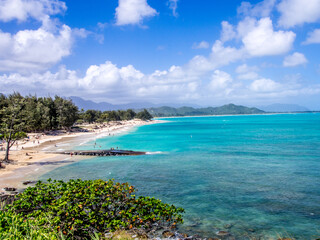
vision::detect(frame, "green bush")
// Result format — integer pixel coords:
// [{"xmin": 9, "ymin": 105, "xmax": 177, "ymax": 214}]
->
[
  {"xmin": 2, "ymin": 179, "xmax": 184, "ymax": 239},
  {"xmin": 0, "ymin": 210, "xmax": 64, "ymax": 239}
]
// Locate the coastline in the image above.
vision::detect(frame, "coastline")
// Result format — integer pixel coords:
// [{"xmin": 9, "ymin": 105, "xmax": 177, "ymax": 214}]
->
[
  {"xmin": 0, "ymin": 119, "xmax": 163, "ymax": 193},
  {"xmin": 154, "ymin": 111, "xmax": 317, "ymax": 119}
]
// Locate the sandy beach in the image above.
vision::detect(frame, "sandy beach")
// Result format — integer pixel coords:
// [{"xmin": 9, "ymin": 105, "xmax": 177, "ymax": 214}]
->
[{"xmin": 0, "ymin": 119, "xmax": 162, "ymax": 193}]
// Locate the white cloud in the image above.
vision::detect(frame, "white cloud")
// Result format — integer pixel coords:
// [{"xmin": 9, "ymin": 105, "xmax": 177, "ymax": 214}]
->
[
  {"xmin": 236, "ymin": 64, "xmax": 259, "ymax": 80},
  {"xmin": 115, "ymin": 0, "xmax": 157, "ymax": 26},
  {"xmin": 1, "ymin": 59, "xmax": 320, "ymax": 106},
  {"xmin": 250, "ymin": 78, "xmax": 282, "ymax": 92},
  {"xmin": 303, "ymin": 29, "xmax": 320, "ymax": 44},
  {"xmin": 187, "ymin": 40, "xmax": 247, "ymax": 76},
  {"xmin": 236, "ymin": 64, "xmax": 259, "ymax": 74},
  {"xmin": 0, "ymin": 21, "xmax": 76, "ymax": 72},
  {"xmin": 0, "ymin": 66, "xmax": 78, "ymax": 95},
  {"xmin": 220, "ymin": 21, "xmax": 236, "ymax": 42},
  {"xmin": 238, "ymin": 0, "xmax": 276, "ymax": 18},
  {"xmin": 0, "ymin": 0, "xmax": 89, "ymax": 73},
  {"xmin": 168, "ymin": 0, "xmax": 178, "ymax": 17},
  {"xmin": 283, "ymin": 52, "xmax": 307, "ymax": 67},
  {"xmin": 0, "ymin": 0, "xmax": 66, "ymax": 22},
  {"xmin": 209, "ymin": 70, "xmax": 233, "ymax": 91},
  {"xmin": 277, "ymin": 0, "xmax": 320, "ymax": 28},
  {"xmin": 192, "ymin": 41, "xmax": 210, "ymax": 49},
  {"xmin": 242, "ymin": 18, "xmax": 296, "ymax": 56},
  {"xmin": 0, "ymin": 0, "xmax": 318, "ymax": 105}
]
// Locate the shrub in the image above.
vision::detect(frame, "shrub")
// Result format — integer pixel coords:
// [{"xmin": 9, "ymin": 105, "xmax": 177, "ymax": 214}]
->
[
  {"xmin": 3, "ymin": 179, "xmax": 184, "ymax": 239},
  {"xmin": 0, "ymin": 210, "xmax": 64, "ymax": 239}
]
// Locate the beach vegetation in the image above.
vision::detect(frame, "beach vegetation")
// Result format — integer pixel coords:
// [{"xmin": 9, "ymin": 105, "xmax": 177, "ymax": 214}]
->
[
  {"xmin": 0, "ymin": 93, "xmax": 27, "ymax": 164},
  {"xmin": 135, "ymin": 109, "xmax": 153, "ymax": 121},
  {"xmin": 1, "ymin": 178, "xmax": 184, "ymax": 239},
  {"xmin": 78, "ymin": 108, "xmax": 152, "ymax": 123},
  {"xmin": 0, "ymin": 93, "xmax": 78, "ymax": 163}
]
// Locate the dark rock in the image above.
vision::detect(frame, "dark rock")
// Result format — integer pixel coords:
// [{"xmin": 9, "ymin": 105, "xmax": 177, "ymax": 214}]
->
[
  {"xmin": 162, "ymin": 230, "xmax": 175, "ymax": 238},
  {"xmin": 216, "ymin": 231, "xmax": 230, "ymax": 236},
  {"xmin": 3, "ymin": 187, "xmax": 16, "ymax": 192},
  {"xmin": 22, "ymin": 180, "xmax": 37, "ymax": 185}
]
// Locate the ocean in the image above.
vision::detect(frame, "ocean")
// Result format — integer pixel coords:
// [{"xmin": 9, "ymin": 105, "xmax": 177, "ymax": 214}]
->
[{"xmin": 41, "ymin": 113, "xmax": 320, "ymax": 239}]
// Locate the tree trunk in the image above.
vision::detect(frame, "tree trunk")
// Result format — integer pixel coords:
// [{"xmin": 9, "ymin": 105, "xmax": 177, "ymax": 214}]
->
[
  {"xmin": 3, "ymin": 129, "xmax": 12, "ymax": 162},
  {"xmin": 3, "ymin": 113, "xmax": 14, "ymax": 162}
]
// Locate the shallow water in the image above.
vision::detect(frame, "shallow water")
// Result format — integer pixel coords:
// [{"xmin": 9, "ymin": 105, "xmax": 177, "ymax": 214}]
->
[{"xmin": 41, "ymin": 113, "xmax": 320, "ymax": 239}]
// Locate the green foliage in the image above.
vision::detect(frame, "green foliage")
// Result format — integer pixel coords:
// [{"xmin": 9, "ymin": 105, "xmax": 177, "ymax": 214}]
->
[
  {"xmin": 3, "ymin": 179, "xmax": 184, "ymax": 239},
  {"xmin": 0, "ymin": 210, "xmax": 65, "ymax": 240},
  {"xmin": 0, "ymin": 131, "xmax": 27, "ymax": 142},
  {"xmin": 0, "ymin": 93, "xmax": 78, "ymax": 162},
  {"xmin": 82, "ymin": 110, "xmax": 102, "ymax": 124},
  {"xmin": 146, "ymin": 104, "xmax": 265, "ymax": 117},
  {"xmin": 78, "ymin": 108, "xmax": 151, "ymax": 123},
  {"xmin": 54, "ymin": 96, "xmax": 79, "ymax": 129},
  {"xmin": 135, "ymin": 109, "xmax": 152, "ymax": 121},
  {"xmin": 0, "ymin": 93, "xmax": 78, "ymax": 133},
  {"xmin": 0, "ymin": 93, "xmax": 28, "ymax": 162}
]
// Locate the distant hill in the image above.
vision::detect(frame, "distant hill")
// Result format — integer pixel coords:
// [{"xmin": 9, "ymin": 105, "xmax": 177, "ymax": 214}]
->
[
  {"xmin": 69, "ymin": 96, "xmax": 157, "ymax": 111},
  {"xmin": 144, "ymin": 104, "xmax": 265, "ymax": 117},
  {"xmin": 69, "ymin": 97, "xmax": 265, "ymax": 116},
  {"xmin": 259, "ymin": 104, "xmax": 310, "ymax": 113},
  {"xmin": 69, "ymin": 96, "xmax": 201, "ymax": 111}
]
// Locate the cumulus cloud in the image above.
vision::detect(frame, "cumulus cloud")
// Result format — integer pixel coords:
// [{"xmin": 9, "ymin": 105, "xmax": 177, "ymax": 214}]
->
[
  {"xmin": 209, "ymin": 70, "xmax": 233, "ymax": 91},
  {"xmin": 0, "ymin": 0, "xmax": 318, "ymax": 105},
  {"xmin": 242, "ymin": 18, "xmax": 296, "ymax": 56},
  {"xmin": 0, "ymin": 0, "xmax": 66, "ymax": 22},
  {"xmin": 250, "ymin": 78, "xmax": 282, "ymax": 92},
  {"xmin": 220, "ymin": 21, "xmax": 236, "ymax": 42},
  {"xmin": 0, "ymin": 66, "xmax": 78, "ymax": 96},
  {"xmin": 115, "ymin": 0, "xmax": 157, "ymax": 26},
  {"xmin": 192, "ymin": 41, "xmax": 210, "ymax": 49},
  {"xmin": 283, "ymin": 52, "xmax": 307, "ymax": 67},
  {"xmin": 236, "ymin": 64, "xmax": 259, "ymax": 80},
  {"xmin": 1, "ymin": 59, "xmax": 320, "ymax": 105},
  {"xmin": 238, "ymin": 0, "xmax": 276, "ymax": 18},
  {"xmin": 303, "ymin": 29, "xmax": 320, "ymax": 44},
  {"xmin": 187, "ymin": 40, "xmax": 247, "ymax": 75},
  {"xmin": 168, "ymin": 0, "xmax": 178, "ymax": 17},
  {"xmin": 0, "ymin": 22, "xmax": 75, "ymax": 72},
  {"xmin": 277, "ymin": 0, "xmax": 320, "ymax": 28}
]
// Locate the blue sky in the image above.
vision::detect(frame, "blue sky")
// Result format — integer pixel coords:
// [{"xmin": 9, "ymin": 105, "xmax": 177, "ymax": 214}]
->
[{"xmin": 0, "ymin": 0, "xmax": 320, "ymax": 109}]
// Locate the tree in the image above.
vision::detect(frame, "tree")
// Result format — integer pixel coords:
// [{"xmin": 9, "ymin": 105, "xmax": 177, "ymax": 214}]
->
[
  {"xmin": 0, "ymin": 93, "xmax": 27, "ymax": 165},
  {"xmin": 106, "ymin": 110, "xmax": 121, "ymax": 121},
  {"xmin": 136, "ymin": 109, "xmax": 153, "ymax": 120},
  {"xmin": 124, "ymin": 109, "xmax": 136, "ymax": 120},
  {"xmin": 54, "ymin": 96, "xmax": 78, "ymax": 129},
  {"xmin": 82, "ymin": 110, "xmax": 101, "ymax": 123}
]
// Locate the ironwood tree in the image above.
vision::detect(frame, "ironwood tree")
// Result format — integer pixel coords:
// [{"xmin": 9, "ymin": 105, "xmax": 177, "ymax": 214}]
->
[{"xmin": 0, "ymin": 93, "xmax": 27, "ymax": 165}]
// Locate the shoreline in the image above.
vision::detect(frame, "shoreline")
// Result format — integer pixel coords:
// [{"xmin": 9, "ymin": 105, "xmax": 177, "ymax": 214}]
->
[
  {"xmin": 0, "ymin": 119, "xmax": 163, "ymax": 193},
  {"xmin": 154, "ymin": 111, "xmax": 318, "ymax": 119}
]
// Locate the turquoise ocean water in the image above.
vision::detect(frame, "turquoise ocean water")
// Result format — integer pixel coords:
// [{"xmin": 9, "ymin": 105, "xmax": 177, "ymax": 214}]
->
[{"xmin": 41, "ymin": 113, "xmax": 320, "ymax": 239}]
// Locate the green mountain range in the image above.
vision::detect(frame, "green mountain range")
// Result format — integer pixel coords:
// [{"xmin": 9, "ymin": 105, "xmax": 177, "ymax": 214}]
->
[{"xmin": 143, "ymin": 104, "xmax": 265, "ymax": 117}]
